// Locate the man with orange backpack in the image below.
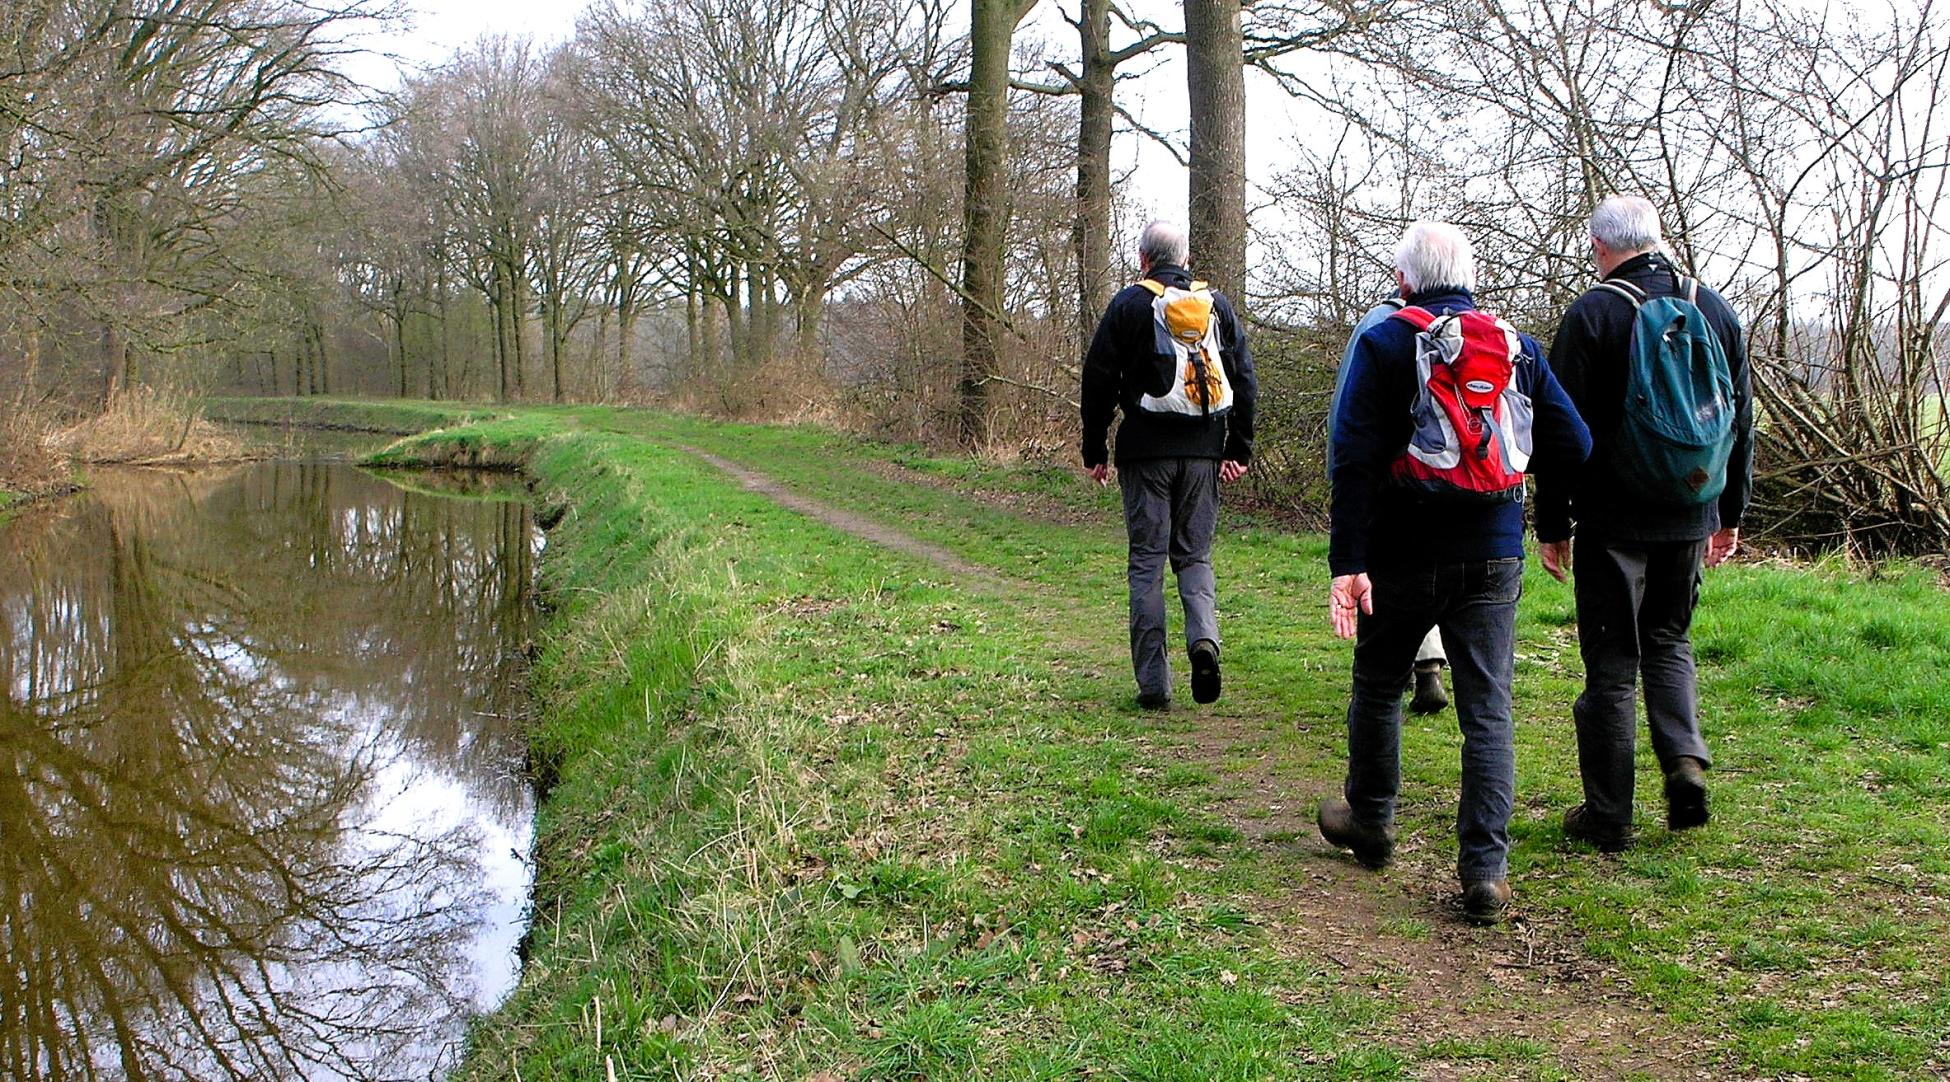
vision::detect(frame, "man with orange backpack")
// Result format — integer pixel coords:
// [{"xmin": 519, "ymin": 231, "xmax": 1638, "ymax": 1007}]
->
[
  {"xmin": 1081, "ymin": 219, "xmax": 1258, "ymax": 710},
  {"xmin": 1537, "ymin": 196, "xmax": 1754, "ymax": 854},
  {"xmin": 1320, "ymin": 221, "xmax": 1591, "ymax": 924}
]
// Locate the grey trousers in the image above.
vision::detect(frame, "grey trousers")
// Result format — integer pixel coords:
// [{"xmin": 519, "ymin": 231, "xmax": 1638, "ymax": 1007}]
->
[
  {"xmin": 1120, "ymin": 457, "xmax": 1220, "ymax": 700},
  {"xmin": 1571, "ymin": 534, "xmax": 1714, "ymax": 826}
]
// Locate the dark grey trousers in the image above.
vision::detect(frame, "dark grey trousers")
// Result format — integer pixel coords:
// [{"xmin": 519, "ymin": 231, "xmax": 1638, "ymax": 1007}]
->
[
  {"xmin": 1571, "ymin": 535, "xmax": 1714, "ymax": 827},
  {"xmin": 1119, "ymin": 457, "xmax": 1220, "ymax": 700},
  {"xmin": 1345, "ymin": 559, "xmax": 1522, "ymax": 882}
]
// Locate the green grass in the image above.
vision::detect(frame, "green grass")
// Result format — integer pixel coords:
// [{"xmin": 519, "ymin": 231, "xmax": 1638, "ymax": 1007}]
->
[
  {"xmin": 266, "ymin": 398, "xmax": 1950, "ymax": 1079},
  {"xmin": 201, "ymin": 395, "xmax": 508, "ymax": 434}
]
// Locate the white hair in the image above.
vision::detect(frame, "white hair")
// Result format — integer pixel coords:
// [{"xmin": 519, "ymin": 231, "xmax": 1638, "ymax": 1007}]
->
[
  {"xmin": 1393, "ymin": 221, "xmax": 1476, "ymax": 294},
  {"xmin": 1139, "ymin": 219, "xmax": 1189, "ymax": 268},
  {"xmin": 1589, "ymin": 195, "xmax": 1665, "ymax": 254}
]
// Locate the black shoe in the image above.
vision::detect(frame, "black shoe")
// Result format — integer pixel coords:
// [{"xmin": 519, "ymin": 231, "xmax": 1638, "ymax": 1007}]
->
[
  {"xmin": 1562, "ymin": 803, "xmax": 1634, "ymax": 852},
  {"xmin": 1408, "ymin": 662, "xmax": 1448, "ymax": 715},
  {"xmin": 1136, "ymin": 691, "xmax": 1171, "ymax": 711},
  {"xmin": 1189, "ymin": 640, "xmax": 1221, "ymax": 704},
  {"xmin": 1665, "ymin": 757, "xmax": 1710, "ymax": 831},
  {"xmin": 1461, "ymin": 879, "xmax": 1513, "ymax": 925},
  {"xmin": 1317, "ymin": 798, "xmax": 1396, "ymax": 869}
]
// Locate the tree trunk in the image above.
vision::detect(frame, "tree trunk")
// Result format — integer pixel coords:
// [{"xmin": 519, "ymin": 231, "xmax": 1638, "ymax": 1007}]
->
[
  {"xmin": 795, "ymin": 284, "xmax": 827, "ymax": 360},
  {"xmin": 395, "ymin": 313, "xmax": 409, "ymax": 398},
  {"xmin": 685, "ymin": 285, "xmax": 701, "ymax": 383},
  {"xmin": 724, "ymin": 271, "xmax": 748, "ymax": 373},
  {"xmin": 1184, "ymin": 0, "xmax": 1249, "ymax": 304},
  {"xmin": 960, "ymin": 0, "xmax": 1038, "ymax": 448},
  {"xmin": 434, "ymin": 268, "xmax": 452, "ymax": 400},
  {"xmin": 1074, "ymin": 0, "xmax": 1117, "ymax": 347},
  {"xmin": 99, "ymin": 320, "xmax": 127, "ymax": 408},
  {"xmin": 510, "ymin": 261, "xmax": 529, "ymax": 399},
  {"xmin": 590, "ymin": 303, "xmax": 612, "ymax": 400},
  {"xmin": 492, "ymin": 268, "xmax": 512, "ymax": 400},
  {"xmin": 548, "ymin": 295, "xmax": 566, "ymax": 402},
  {"xmin": 616, "ymin": 292, "xmax": 638, "ymax": 396},
  {"xmin": 311, "ymin": 323, "xmax": 331, "ymax": 396},
  {"xmin": 700, "ymin": 294, "xmax": 721, "ymax": 389}
]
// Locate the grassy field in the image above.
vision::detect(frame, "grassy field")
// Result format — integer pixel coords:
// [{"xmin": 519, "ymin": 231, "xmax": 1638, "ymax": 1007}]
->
[{"xmin": 325, "ymin": 400, "xmax": 1946, "ymax": 1079}]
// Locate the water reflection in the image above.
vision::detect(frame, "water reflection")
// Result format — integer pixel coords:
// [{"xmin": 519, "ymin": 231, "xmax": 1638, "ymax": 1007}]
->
[{"xmin": 0, "ymin": 463, "xmax": 537, "ymax": 1080}]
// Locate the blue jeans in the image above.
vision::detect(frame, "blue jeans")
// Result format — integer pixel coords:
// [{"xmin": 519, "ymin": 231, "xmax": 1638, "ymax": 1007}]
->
[{"xmin": 1344, "ymin": 558, "xmax": 1523, "ymax": 882}]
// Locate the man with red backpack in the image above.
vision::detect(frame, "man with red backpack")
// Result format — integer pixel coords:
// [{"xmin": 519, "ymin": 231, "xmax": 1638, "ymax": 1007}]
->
[
  {"xmin": 1321, "ymin": 221, "xmax": 1591, "ymax": 924},
  {"xmin": 1536, "ymin": 196, "xmax": 1755, "ymax": 853}
]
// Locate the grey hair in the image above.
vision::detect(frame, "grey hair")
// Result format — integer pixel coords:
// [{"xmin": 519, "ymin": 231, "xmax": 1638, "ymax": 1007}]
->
[
  {"xmin": 1589, "ymin": 195, "xmax": 1664, "ymax": 254},
  {"xmin": 1393, "ymin": 221, "xmax": 1476, "ymax": 294},
  {"xmin": 1139, "ymin": 219, "xmax": 1189, "ymax": 268}
]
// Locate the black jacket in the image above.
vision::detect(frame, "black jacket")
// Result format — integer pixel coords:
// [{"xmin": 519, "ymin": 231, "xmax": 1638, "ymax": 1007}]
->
[
  {"xmin": 1079, "ymin": 264, "xmax": 1257, "ymax": 467},
  {"xmin": 1536, "ymin": 253, "xmax": 1755, "ymax": 544}
]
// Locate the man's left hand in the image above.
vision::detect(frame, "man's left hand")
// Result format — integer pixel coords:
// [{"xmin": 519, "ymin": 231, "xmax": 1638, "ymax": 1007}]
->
[
  {"xmin": 1220, "ymin": 459, "xmax": 1248, "ymax": 483},
  {"xmin": 1086, "ymin": 463, "xmax": 1111, "ymax": 486}
]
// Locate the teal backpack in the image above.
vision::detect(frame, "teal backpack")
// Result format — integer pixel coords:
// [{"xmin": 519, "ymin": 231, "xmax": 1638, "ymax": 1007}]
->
[{"xmin": 1593, "ymin": 275, "xmax": 1736, "ymax": 505}]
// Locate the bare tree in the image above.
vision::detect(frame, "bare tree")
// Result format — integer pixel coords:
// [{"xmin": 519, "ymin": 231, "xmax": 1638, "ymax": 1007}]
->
[
  {"xmin": 1184, "ymin": 0, "xmax": 1248, "ymax": 301},
  {"xmin": 959, "ymin": 0, "xmax": 1042, "ymax": 447}
]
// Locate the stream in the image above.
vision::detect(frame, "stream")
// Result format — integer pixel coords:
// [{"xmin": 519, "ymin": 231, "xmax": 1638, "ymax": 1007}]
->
[{"xmin": 0, "ymin": 460, "xmax": 539, "ymax": 1080}]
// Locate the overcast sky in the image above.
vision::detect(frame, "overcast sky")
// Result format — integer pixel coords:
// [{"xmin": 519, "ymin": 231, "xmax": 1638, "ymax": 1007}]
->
[
  {"xmin": 341, "ymin": 0, "xmax": 592, "ymax": 90},
  {"xmin": 344, "ymin": 0, "xmax": 1325, "ymax": 266}
]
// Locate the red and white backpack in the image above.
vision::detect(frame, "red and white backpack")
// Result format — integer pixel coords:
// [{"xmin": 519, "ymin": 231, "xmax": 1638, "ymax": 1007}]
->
[{"xmin": 1387, "ymin": 306, "xmax": 1534, "ymax": 503}]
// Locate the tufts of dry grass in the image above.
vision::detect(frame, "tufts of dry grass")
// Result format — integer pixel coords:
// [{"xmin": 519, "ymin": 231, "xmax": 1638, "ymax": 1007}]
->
[
  {"xmin": 0, "ymin": 404, "xmax": 72, "ymax": 498},
  {"xmin": 47, "ymin": 386, "xmax": 257, "ymax": 466}
]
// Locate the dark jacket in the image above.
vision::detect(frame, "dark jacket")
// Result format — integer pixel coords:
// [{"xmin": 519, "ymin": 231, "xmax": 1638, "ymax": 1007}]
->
[
  {"xmin": 1328, "ymin": 288, "xmax": 1592, "ymax": 577},
  {"xmin": 1080, "ymin": 264, "xmax": 1257, "ymax": 467},
  {"xmin": 1534, "ymin": 252, "xmax": 1754, "ymax": 544}
]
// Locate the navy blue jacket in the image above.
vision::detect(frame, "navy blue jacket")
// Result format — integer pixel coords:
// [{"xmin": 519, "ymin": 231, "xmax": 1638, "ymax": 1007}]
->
[
  {"xmin": 1535, "ymin": 252, "xmax": 1754, "ymax": 544},
  {"xmin": 1329, "ymin": 288, "xmax": 1592, "ymax": 576},
  {"xmin": 1080, "ymin": 264, "xmax": 1257, "ymax": 467}
]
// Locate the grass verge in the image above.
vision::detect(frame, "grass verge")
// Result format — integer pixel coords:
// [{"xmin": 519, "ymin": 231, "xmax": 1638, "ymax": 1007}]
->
[
  {"xmin": 201, "ymin": 395, "xmax": 509, "ymax": 435},
  {"xmin": 375, "ymin": 412, "xmax": 1405, "ymax": 1080}
]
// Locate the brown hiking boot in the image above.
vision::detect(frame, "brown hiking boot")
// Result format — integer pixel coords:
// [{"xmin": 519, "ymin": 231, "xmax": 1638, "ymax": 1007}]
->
[
  {"xmin": 1317, "ymin": 798, "xmax": 1396, "ymax": 869},
  {"xmin": 1562, "ymin": 803, "xmax": 1634, "ymax": 852},
  {"xmin": 1408, "ymin": 661, "xmax": 1448, "ymax": 715},
  {"xmin": 1665, "ymin": 757, "xmax": 1711, "ymax": 831},
  {"xmin": 1461, "ymin": 879, "xmax": 1513, "ymax": 925}
]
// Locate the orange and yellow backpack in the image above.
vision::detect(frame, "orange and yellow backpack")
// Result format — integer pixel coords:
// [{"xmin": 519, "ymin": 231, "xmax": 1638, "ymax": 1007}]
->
[{"xmin": 1135, "ymin": 278, "xmax": 1233, "ymax": 417}]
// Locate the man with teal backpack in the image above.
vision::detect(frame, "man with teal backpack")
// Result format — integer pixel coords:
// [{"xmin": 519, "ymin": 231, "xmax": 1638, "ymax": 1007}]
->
[{"xmin": 1537, "ymin": 195, "xmax": 1755, "ymax": 852}]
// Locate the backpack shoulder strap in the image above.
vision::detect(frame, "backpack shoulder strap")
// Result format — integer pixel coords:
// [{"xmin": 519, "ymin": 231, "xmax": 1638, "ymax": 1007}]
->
[
  {"xmin": 1136, "ymin": 279, "xmax": 1166, "ymax": 297},
  {"xmin": 1188, "ymin": 280, "xmax": 1210, "ymax": 293},
  {"xmin": 1594, "ymin": 279, "xmax": 1646, "ymax": 307},
  {"xmin": 1679, "ymin": 275, "xmax": 1700, "ymax": 304},
  {"xmin": 1389, "ymin": 304, "xmax": 1437, "ymax": 331}
]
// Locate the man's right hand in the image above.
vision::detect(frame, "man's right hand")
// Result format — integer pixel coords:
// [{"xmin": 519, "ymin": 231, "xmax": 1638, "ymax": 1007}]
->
[
  {"xmin": 1706, "ymin": 527, "xmax": 1740, "ymax": 567},
  {"xmin": 1539, "ymin": 540, "xmax": 1572, "ymax": 582},
  {"xmin": 1330, "ymin": 573, "xmax": 1373, "ymax": 640},
  {"xmin": 1086, "ymin": 463, "xmax": 1111, "ymax": 486}
]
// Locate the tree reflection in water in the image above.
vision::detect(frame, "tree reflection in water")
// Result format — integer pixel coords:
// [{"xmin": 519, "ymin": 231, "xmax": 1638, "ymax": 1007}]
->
[{"xmin": 0, "ymin": 463, "xmax": 537, "ymax": 1080}]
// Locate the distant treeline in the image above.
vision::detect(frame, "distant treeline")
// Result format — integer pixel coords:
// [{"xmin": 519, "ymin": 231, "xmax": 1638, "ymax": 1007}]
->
[{"xmin": 2, "ymin": 0, "xmax": 1945, "ymax": 552}]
